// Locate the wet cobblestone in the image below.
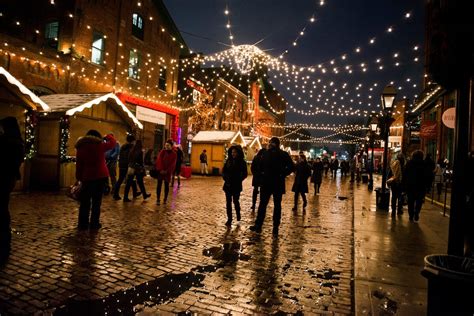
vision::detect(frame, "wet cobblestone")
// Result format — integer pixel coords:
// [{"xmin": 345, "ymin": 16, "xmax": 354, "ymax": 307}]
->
[{"xmin": 1, "ymin": 175, "xmax": 354, "ymax": 315}]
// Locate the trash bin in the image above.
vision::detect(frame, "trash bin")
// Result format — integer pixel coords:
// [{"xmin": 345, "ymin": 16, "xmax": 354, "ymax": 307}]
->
[
  {"xmin": 374, "ymin": 187, "xmax": 390, "ymax": 210},
  {"xmin": 361, "ymin": 174, "xmax": 369, "ymax": 183},
  {"xmin": 212, "ymin": 167, "xmax": 220, "ymax": 176},
  {"xmin": 422, "ymin": 254, "xmax": 474, "ymax": 316}
]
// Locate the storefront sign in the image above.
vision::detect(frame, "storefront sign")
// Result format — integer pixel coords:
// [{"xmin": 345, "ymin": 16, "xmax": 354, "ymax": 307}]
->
[
  {"xmin": 420, "ymin": 120, "xmax": 437, "ymax": 139},
  {"xmin": 186, "ymin": 79, "xmax": 207, "ymax": 94},
  {"xmin": 442, "ymin": 107, "xmax": 455, "ymax": 129},
  {"xmin": 136, "ymin": 106, "xmax": 166, "ymax": 125}
]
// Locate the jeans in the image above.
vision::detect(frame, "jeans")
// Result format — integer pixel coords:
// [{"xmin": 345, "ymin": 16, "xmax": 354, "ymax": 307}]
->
[
  {"xmin": 225, "ymin": 191, "xmax": 241, "ymax": 222},
  {"xmin": 390, "ymin": 183, "xmax": 403, "ymax": 213},
  {"xmin": 254, "ymin": 189, "xmax": 283, "ymax": 229},
  {"xmin": 200, "ymin": 163, "xmax": 208, "ymax": 175},
  {"xmin": 124, "ymin": 172, "xmax": 147, "ymax": 199},
  {"xmin": 252, "ymin": 186, "xmax": 259, "ymax": 208},
  {"xmin": 78, "ymin": 178, "xmax": 107, "ymax": 228},
  {"xmin": 156, "ymin": 178, "xmax": 170, "ymax": 201},
  {"xmin": 407, "ymin": 192, "xmax": 424, "ymax": 219},
  {"xmin": 107, "ymin": 161, "xmax": 117, "ymax": 190},
  {"xmin": 294, "ymin": 192, "xmax": 307, "ymax": 207},
  {"xmin": 314, "ymin": 183, "xmax": 321, "ymax": 193},
  {"xmin": 114, "ymin": 167, "xmax": 137, "ymax": 197}
]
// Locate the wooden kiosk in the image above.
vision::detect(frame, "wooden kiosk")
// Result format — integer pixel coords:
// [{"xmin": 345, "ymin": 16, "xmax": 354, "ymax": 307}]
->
[
  {"xmin": 190, "ymin": 130, "xmax": 246, "ymax": 175},
  {"xmin": 32, "ymin": 93, "xmax": 143, "ymax": 189},
  {"xmin": 0, "ymin": 67, "xmax": 51, "ymax": 190}
]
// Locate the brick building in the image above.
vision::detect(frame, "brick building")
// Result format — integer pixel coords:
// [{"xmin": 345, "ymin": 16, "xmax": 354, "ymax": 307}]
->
[{"xmin": 0, "ymin": 0, "xmax": 187, "ymax": 152}]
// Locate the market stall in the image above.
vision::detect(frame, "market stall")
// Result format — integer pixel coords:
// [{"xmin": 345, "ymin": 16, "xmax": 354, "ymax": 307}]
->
[
  {"xmin": 32, "ymin": 93, "xmax": 143, "ymax": 189},
  {"xmin": 243, "ymin": 136, "xmax": 262, "ymax": 162},
  {"xmin": 0, "ymin": 67, "xmax": 51, "ymax": 190},
  {"xmin": 190, "ymin": 130, "xmax": 246, "ymax": 175}
]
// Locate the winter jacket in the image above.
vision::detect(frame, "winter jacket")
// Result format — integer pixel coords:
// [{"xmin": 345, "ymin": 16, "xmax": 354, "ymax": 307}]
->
[
  {"xmin": 311, "ymin": 161, "xmax": 324, "ymax": 184},
  {"xmin": 251, "ymin": 150, "xmax": 265, "ymax": 187},
  {"xmin": 118, "ymin": 143, "xmax": 134, "ymax": 169},
  {"xmin": 128, "ymin": 149, "xmax": 144, "ymax": 169},
  {"xmin": 403, "ymin": 158, "xmax": 429, "ymax": 197},
  {"xmin": 388, "ymin": 159, "xmax": 403, "ymax": 185},
  {"xmin": 175, "ymin": 148, "xmax": 183, "ymax": 171},
  {"xmin": 155, "ymin": 149, "xmax": 177, "ymax": 182},
  {"xmin": 292, "ymin": 161, "xmax": 312, "ymax": 193},
  {"xmin": 105, "ymin": 142, "xmax": 120, "ymax": 162},
  {"xmin": 222, "ymin": 158, "xmax": 248, "ymax": 193},
  {"xmin": 75, "ymin": 134, "xmax": 116, "ymax": 182},
  {"xmin": 258, "ymin": 147, "xmax": 294, "ymax": 194}
]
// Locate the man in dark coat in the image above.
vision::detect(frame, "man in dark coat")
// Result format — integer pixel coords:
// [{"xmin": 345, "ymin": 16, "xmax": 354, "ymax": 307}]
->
[
  {"xmin": 250, "ymin": 148, "xmax": 266, "ymax": 211},
  {"xmin": 403, "ymin": 150, "xmax": 430, "ymax": 222},
  {"xmin": 312, "ymin": 157, "xmax": 324, "ymax": 194},
  {"xmin": 250, "ymin": 137, "xmax": 294, "ymax": 235},
  {"xmin": 222, "ymin": 145, "xmax": 248, "ymax": 226},
  {"xmin": 171, "ymin": 144, "xmax": 184, "ymax": 187},
  {"xmin": 113, "ymin": 134, "xmax": 138, "ymax": 200},
  {"xmin": 292, "ymin": 152, "xmax": 312, "ymax": 211},
  {"xmin": 0, "ymin": 117, "xmax": 24, "ymax": 262}
]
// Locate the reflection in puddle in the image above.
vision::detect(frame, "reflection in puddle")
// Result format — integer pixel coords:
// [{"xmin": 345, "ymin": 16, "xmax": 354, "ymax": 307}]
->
[{"xmin": 203, "ymin": 242, "xmax": 251, "ymax": 263}]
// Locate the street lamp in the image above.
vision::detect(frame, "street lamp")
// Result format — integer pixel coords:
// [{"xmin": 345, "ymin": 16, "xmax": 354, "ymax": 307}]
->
[
  {"xmin": 368, "ymin": 115, "xmax": 378, "ymax": 190},
  {"xmin": 376, "ymin": 85, "xmax": 396, "ymax": 209}
]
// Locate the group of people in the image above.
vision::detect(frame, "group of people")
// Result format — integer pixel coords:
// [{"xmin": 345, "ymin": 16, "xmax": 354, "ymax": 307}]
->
[
  {"xmin": 387, "ymin": 150, "xmax": 440, "ymax": 222},
  {"xmin": 75, "ymin": 131, "xmax": 184, "ymax": 231}
]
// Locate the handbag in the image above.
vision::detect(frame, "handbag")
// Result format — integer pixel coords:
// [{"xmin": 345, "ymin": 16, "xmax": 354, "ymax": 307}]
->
[{"xmin": 66, "ymin": 181, "xmax": 82, "ymax": 201}]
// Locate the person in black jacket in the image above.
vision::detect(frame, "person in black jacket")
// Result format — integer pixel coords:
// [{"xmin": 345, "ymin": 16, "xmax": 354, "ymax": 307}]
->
[
  {"xmin": 250, "ymin": 148, "xmax": 266, "ymax": 211},
  {"xmin": 403, "ymin": 150, "xmax": 429, "ymax": 222},
  {"xmin": 0, "ymin": 117, "xmax": 24, "ymax": 262},
  {"xmin": 171, "ymin": 144, "xmax": 184, "ymax": 188},
  {"xmin": 113, "ymin": 134, "xmax": 138, "ymax": 200},
  {"xmin": 222, "ymin": 145, "xmax": 248, "ymax": 226},
  {"xmin": 292, "ymin": 152, "xmax": 312, "ymax": 211},
  {"xmin": 312, "ymin": 157, "xmax": 324, "ymax": 194},
  {"xmin": 250, "ymin": 137, "xmax": 295, "ymax": 235},
  {"xmin": 123, "ymin": 140, "xmax": 151, "ymax": 202}
]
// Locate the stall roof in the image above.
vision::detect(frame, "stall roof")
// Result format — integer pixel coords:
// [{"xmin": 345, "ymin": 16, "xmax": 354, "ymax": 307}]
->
[
  {"xmin": 244, "ymin": 136, "xmax": 262, "ymax": 149},
  {"xmin": 40, "ymin": 93, "xmax": 143, "ymax": 129},
  {"xmin": 0, "ymin": 67, "xmax": 50, "ymax": 111},
  {"xmin": 192, "ymin": 130, "xmax": 246, "ymax": 145}
]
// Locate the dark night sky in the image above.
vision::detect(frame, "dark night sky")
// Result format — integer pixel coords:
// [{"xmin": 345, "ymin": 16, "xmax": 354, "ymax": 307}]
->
[{"xmin": 164, "ymin": 0, "xmax": 425, "ymax": 130}]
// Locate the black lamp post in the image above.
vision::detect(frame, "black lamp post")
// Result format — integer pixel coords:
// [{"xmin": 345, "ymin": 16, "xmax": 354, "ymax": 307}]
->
[
  {"xmin": 368, "ymin": 116, "xmax": 378, "ymax": 191},
  {"xmin": 376, "ymin": 85, "xmax": 396, "ymax": 210}
]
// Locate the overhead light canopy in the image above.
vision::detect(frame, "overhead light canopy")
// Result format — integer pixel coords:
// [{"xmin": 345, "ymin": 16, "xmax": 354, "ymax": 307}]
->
[{"xmin": 381, "ymin": 85, "xmax": 397, "ymax": 110}]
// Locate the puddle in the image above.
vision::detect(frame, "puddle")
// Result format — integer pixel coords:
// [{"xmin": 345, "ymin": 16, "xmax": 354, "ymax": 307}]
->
[
  {"xmin": 372, "ymin": 289, "xmax": 398, "ymax": 315},
  {"xmin": 52, "ymin": 265, "xmax": 214, "ymax": 315},
  {"xmin": 337, "ymin": 196, "xmax": 348, "ymax": 200},
  {"xmin": 307, "ymin": 268, "xmax": 341, "ymax": 288},
  {"xmin": 202, "ymin": 242, "xmax": 251, "ymax": 263}
]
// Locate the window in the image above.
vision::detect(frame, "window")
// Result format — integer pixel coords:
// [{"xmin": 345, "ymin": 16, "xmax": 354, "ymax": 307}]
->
[
  {"xmin": 158, "ymin": 67, "xmax": 167, "ymax": 91},
  {"xmin": 91, "ymin": 32, "xmax": 105, "ymax": 65},
  {"xmin": 44, "ymin": 21, "xmax": 59, "ymax": 49},
  {"xmin": 128, "ymin": 50, "xmax": 140, "ymax": 79},
  {"xmin": 132, "ymin": 13, "xmax": 144, "ymax": 39}
]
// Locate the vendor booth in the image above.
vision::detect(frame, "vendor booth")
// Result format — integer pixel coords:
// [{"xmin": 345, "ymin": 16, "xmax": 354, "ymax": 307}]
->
[
  {"xmin": 190, "ymin": 130, "xmax": 246, "ymax": 175},
  {"xmin": 243, "ymin": 136, "xmax": 262, "ymax": 162},
  {"xmin": 32, "ymin": 93, "xmax": 143, "ymax": 189},
  {"xmin": 0, "ymin": 67, "xmax": 51, "ymax": 190}
]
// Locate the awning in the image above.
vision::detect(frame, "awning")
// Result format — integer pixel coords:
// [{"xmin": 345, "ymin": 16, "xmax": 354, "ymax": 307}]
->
[
  {"xmin": 0, "ymin": 67, "xmax": 50, "ymax": 111},
  {"xmin": 40, "ymin": 93, "xmax": 143, "ymax": 129},
  {"xmin": 412, "ymin": 84, "xmax": 445, "ymax": 114}
]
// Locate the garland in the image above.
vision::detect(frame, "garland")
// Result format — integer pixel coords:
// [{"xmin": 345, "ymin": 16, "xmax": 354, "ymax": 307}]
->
[
  {"xmin": 24, "ymin": 110, "xmax": 37, "ymax": 160},
  {"xmin": 59, "ymin": 116, "xmax": 75, "ymax": 163}
]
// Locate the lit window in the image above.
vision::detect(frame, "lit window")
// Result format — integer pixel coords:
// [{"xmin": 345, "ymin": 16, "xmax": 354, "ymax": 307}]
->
[
  {"xmin": 132, "ymin": 13, "xmax": 144, "ymax": 39},
  {"xmin": 44, "ymin": 21, "xmax": 59, "ymax": 49},
  {"xmin": 129, "ymin": 50, "xmax": 140, "ymax": 79},
  {"xmin": 91, "ymin": 32, "xmax": 105, "ymax": 65}
]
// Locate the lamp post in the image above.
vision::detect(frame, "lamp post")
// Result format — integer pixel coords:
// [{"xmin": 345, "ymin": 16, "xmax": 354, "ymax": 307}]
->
[
  {"xmin": 368, "ymin": 116, "xmax": 378, "ymax": 191},
  {"xmin": 376, "ymin": 85, "xmax": 396, "ymax": 210}
]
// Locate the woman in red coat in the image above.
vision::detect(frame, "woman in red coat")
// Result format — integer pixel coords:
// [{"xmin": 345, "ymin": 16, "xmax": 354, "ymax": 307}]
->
[
  {"xmin": 75, "ymin": 129, "xmax": 116, "ymax": 230},
  {"xmin": 155, "ymin": 139, "xmax": 177, "ymax": 205}
]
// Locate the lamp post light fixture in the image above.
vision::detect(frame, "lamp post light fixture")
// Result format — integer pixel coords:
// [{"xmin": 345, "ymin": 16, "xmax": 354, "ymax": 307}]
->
[{"xmin": 376, "ymin": 85, "xmax": 396, "ymax": 210}]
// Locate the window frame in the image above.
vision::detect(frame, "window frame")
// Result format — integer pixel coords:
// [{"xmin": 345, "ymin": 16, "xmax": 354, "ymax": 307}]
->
[
  {"xmin": 132, "ymin": 13, "xmax": 144, "ymax": 40},
  {"xmin": 158, "ymin": 66, "xmax": 167, "ymax": 91},
  {"xmin": 128, "ymin": 49, "xmax": 141, "ymax": 80},
  {"xmin": 91, "ymin": 31, "xmax": 106, "ymax": 65},
  {"xmin": 44, "ymin": 21, "xmax": 59, "ymax": 49}
]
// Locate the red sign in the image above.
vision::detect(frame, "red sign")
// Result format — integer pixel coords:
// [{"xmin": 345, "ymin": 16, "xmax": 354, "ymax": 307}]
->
[
  {"xmin": 186, "ymin": 79, "xmax": 207, "ymax": 94},
  {"xmin": 420, "ymin": 120, "xmax": 437, "ymax": 139}
]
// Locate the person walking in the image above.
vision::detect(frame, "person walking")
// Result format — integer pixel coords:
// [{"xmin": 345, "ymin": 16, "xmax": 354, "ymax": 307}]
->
[
  {"xmin": 311, "ymin": 157, "xmax": 324, "ymax": 194},
  {"xmin": 387, "ymin": 153, "xmax": 405, "ymax": 216},
  {"xmin": 403, "ymin": 150, "xmax": 429, "ymax": 222},
  {"xmin": 292, "ymin": 152, "xmax": 312, "ymax": 211},
  {"xmin": 222, "ymin": 145, "xmax": 248, "ymax": 226},
  {"xmin": 0, "ymin": 117, "xmax": 24, "ymax": 262},
  {"xmin": 330, "ymin": 157, "xmax": 339, "ymax": 178},
  {"xmin": 113, "ymin": 134, "xmax": 138, "ymax": 200},
  {"xmin": 250, "ymin": 148, "xmax": 266, "ymax": 211},
  {"xmin": 171, "ymin": 144, "xmax": 183, "ymax": 188},
  {"xmin": 123, "ymin": 140, "xmax": 151, "ymax": 202},
  {"xmin": 144, "ymin": 148, "xmax": 154, "ymax": 174},
  {"xmin": 155, "ymin": 139, "xmax": 177, "ymax": 205},
  {"xmin": 249, "ymin": 137, "xmax": 294, "ymax": 235},
  {"xmin": 200, "ymin": 149, "xmax": 208, "ymax": 175},
  {"xmin": 322, "ymin": 157, "xmax": 330, "ymax": 177},
  {"xmin": 104, "ymin": 136, "xmax": 120, "ymax": 195},
  {"xmin": 75, "ymin": 130, "xmax": 116, "ymax": 230}
]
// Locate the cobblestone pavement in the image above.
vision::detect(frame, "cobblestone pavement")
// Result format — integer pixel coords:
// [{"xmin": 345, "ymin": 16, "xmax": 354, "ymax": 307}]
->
[{"xmin": 1, "ymin": 174, "xmax": 354, "ymax": 315}]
